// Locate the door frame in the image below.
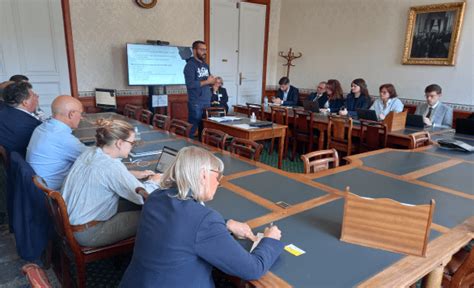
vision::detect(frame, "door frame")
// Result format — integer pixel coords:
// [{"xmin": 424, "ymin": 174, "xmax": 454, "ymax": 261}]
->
[
  {"xmin": 60, "ymin": 0, "xmax": 78, "ymax": 98},
  {"xmin": 204, "ymin": 0, "xmax": 270, "ymax": 102}
]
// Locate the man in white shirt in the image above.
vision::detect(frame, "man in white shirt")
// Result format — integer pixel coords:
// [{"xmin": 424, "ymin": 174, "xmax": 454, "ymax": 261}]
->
[{"xmin": 415, "ymin": 84, "xmax": 453, "ymax": 128}]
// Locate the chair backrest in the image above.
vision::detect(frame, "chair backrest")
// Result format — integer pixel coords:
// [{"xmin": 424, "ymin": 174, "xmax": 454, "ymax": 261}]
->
[
  {"xmin": 383, "ymin": 111, "xmax": 407, "ymax": 132},
  {"xmin": 341, "ymin": 188, "xmax": 435, "ymax": 256},
  {"xmin": 152, "ymin": 113, "xmax": 171, "ymax": 131},
  {"xmin": 205, "ymin": 107, "xmax": 226, "ymax": 119},
  {"xmin": 271, "ymin": 106, "xmax": 289, "ymax": 125},
  {"xmin": 123, "ymin": 104, "xmax": 140, "ymax": 119},
  {"xmin": 409, "ymin": 131, "xmax": 431, "ymax": 149},
  {"xmin": 201, "ymin": 128, "xmax": 228, "ymax": 149},
  {"xmin": 169, "ymin": 119, "xmax": 192, "ymax": 138},
  {"xmin": 327, "ymin": 116, "xmax": 353, "ymax": 152},
  {"xmin": 292, "ymin": 109, "xmax": 314, "ymax": 136},
  {"xmin": 447, "ymin": 249, "xmax": 474, "ymax": 288},
  {"xmin": 301, "ymin": 149, "xmax": 339, "ymax": 174},
  {"xmin": 230, "ymin": 138, "xmax": 263, "ymax": 161},
  {"xmin": 139, "ymin": 109, "xmax": 153, "ymax": 125},
  {"xmin": 135, "ymin": 187, "xmax": 149, "ymax": 201},
  {"xmin": 246, "ymin": 103, "xmax": 264, "ymax": 120},
  {"xmin": 32, "ymin": 176, "xmax": 82, "ymax": 258},
  {"xmin": 360, "ymin": 120, "xmax": 388, "ymax": 152}
]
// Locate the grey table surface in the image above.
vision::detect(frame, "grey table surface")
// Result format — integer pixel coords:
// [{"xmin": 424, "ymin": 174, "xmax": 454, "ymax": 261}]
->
[
  {"xmin": 240, "ymin": 199, "xmax": 440, "ymax": 288},
  {"xmin": 214, "ymin": 152, "xmax": 257, "ymax": 176},
  {"xmin": 360, "ymin": 151, "xmax": 448, "ymax": 175},
  {"xmin": 314, "ymin": 168, "xmax": 474, "ymax": 228},
  {"xmin": 230, "ymin": 171, "xmax": 327, "ymax": 206},
  {"xmin": 419, "ymin": 162, "xmax": 474, "ymax": 195}
]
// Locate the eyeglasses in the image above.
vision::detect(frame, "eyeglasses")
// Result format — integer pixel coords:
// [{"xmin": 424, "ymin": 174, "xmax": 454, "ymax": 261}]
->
[
  {"xmin": 123, "ymin": 139, "xmax": 137, "ymax": 147},
  {"xmin": 210, "ymin": 169, "xmax": 223, "ymax": 182}
]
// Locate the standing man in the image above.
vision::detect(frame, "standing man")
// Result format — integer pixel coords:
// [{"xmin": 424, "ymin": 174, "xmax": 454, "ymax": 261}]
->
[
  {"xmin": 184, "ymin": 41, "xmax": 215, "ymax": 137},
  {"xmin": 415, "ymin": 84, "xmax": 453, "ymax": 128}
]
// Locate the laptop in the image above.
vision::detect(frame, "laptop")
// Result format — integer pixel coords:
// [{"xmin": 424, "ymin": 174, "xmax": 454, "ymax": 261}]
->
[
  {"xmin": 356, "ymin": 109, "xmax": 378, "ymax": 121},
  {"xmin": 303, "ymin": 100, "xmax": 320, "ymax": 112},
  {"xmin": 406, "ymin": 114, "xmax": 425, "ymax": 128},
  {"xmin": 155, "ymin": 146, "xmax": 179, "ymax": 173},
  {"xmin": 455, "ymin": 118, "xmax": 474, "ymax": 135},
  {"xmin": 249, "ymin": 121, "xmax": 273, "ymax": 128}
]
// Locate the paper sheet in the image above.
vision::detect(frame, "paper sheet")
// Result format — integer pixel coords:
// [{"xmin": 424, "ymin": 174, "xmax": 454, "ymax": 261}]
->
[
  {"xmin": 250, "ymin": 233, "xmax": 264, "ymax": 253},
  {"xmin": 208, "ymin": 116, "xmax": 241, "ymax": 122}
]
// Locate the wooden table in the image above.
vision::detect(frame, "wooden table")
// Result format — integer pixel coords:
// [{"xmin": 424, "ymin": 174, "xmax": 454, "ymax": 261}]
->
[
  {"xmin": 233, "ymin": 104, "xmax": 455, "ymax": 150},
  {"xmin": 77, "ymin": 113, "xmax": 473, "ymax": 287},
  {"xmin": 202, "ymin": 117, "xmax": 287, "ymax": 169}
]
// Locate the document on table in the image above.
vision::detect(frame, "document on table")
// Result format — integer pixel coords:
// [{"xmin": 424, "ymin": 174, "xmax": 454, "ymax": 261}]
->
[
  {"xmin": 208, "ymin": 116, "xmax": 241, "ymax": 122},
  {"xmin": 250, "ymin": 233, "xmax": 264, "ymax": 252}
]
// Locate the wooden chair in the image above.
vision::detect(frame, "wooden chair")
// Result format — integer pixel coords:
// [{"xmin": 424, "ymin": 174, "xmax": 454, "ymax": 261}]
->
[
  {"xmin": 327, "ymin": 115, "xmax": 355, "ymax": 156},
  {"xmin": 123, "ymin": 104, "xmax": 140, "ymax": 119},
  {"xmin": 230, "ymin": 138, "xmax": 263, "ymax": 161},
  {"xmin": 169, "ymin": 119, "xmax": 192, "ymax": 138},
  {"xmin": 22, "ymin": 263, "xmax": 52, "ymax": 288},
  {"xmin": 409, "ymin": 131, "xmax": 431, "ymax": 149},
  {"xmin": 443, "ymin": 248, "xmax": 474, "ymax": 288},
  {"xmin": 301, "ymin": 149, "xmax": 339, "ymax": 174},
  {"xmin": 152, "ymin": 113, "xmax": 171, "ymax": 131},
  {"xmin": 292, "ymin": 110, "xmax": 317, "ymax": 160},
  {"xmin": 201, "ymin": 128, "xmax": 228, "ymax": 150},
  {"xmin": 139, "ymin": 109, "xmax": 153, "ymax": 125},
  {"xmin": 246, "ymin": 103, "xmax": 264, "ymax": 120},
  {"xmin": 135, "ymin": 187, "xmax": 149, "ymax": 201},
  {"xmin": 205, "ymin": 107, "xmax": 226, "ymax": 119},
  {"xmin": 360, "ymin": 120, "xmax": 388, "ymax": 152},
  {"xmin": 270, "ymin": 106, "xmax": 290, "ymax": 157},
  {"xmin": 341, "ymin": 187, "xmax": 435, "ymax": 256},
  {"xmin": 32, "ymin": 176, "xmax": 135, "ymax": 288}
]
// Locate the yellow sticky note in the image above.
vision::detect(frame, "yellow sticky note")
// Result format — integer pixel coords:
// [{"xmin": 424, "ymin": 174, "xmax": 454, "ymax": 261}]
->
[{"xmin": 284, "ymin": 244, "xmax": 306, "ymax": 256}]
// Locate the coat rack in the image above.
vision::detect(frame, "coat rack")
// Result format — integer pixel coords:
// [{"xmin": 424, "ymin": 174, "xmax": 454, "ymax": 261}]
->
[{"xmin": 279, "ymin": 48, "xmax": 302, "ymax": 77}]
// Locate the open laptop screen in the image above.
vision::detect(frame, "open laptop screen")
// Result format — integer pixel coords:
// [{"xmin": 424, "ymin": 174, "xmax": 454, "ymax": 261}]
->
[{"xmin": 155, "ymin": 146, "xmax": 179, "ymax": 173}]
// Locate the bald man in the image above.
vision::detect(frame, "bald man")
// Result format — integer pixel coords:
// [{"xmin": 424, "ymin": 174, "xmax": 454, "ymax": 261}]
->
[{"xmin": 27, "ymin": 96, "xmax": 87, "ymax": 190}]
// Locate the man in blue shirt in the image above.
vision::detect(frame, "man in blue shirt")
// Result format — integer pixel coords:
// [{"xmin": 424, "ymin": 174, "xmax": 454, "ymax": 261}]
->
[
  {"xmin": 0, "ymin": 81, "xmax": 41, "ymax": 156},
  {"xmin": 27, "ymin": 95, "xmax": 86, "ymax": 190},
  {"xmin": 184, "ymin": 40, "xmax": 216, "ymax": 137}
]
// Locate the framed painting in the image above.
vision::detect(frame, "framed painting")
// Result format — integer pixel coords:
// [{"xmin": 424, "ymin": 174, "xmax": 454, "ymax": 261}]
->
[{"xmin": 402, "ymin": 2, "xmax": 466, "ymax": 66}]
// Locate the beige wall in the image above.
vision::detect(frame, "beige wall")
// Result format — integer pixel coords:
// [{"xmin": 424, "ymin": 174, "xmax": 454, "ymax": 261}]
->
[
  {"xmin": 266, "ymin": 0, "xmax": 282, "ymax": 85},
  {"xmin": 274, "ymin": 0, "xmax": 473, "ymax": 105},
  {"xmin": 70, "ymin": 0, "xmax": 203, "ymax": 93}
]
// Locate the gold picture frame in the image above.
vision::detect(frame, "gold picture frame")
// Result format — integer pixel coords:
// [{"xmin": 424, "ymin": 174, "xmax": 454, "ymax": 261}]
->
[{"xmin": 402, "ymin": 2, "xmax": 466, "ymax": 66}]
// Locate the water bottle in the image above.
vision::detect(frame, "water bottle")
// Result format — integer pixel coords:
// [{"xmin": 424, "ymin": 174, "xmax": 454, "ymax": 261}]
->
[
  {"xmin": 134, "ymin": 126, "xmax": 141, "ymax": 141},
  {"xmin": 263, "ymin": 96, "xmax": 269, "ymax": 107},
  {"xmin": 250, "ymin": 112, "xmax": 257, "ymax": 123}
]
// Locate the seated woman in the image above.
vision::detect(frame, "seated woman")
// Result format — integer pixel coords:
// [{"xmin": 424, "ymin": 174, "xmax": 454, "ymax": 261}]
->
[
  {"xmin": 370, "ymin": 83, "xmax": 404, "ymax": 120},
  {"xmin": 120, "ymin": 146, "xmax": 284, "ymax": 287},
  {"xmin": 61, "ymin": 119, "xmax": 161, "ymax": 248},
  {"xmin": 210, "ymin": 76, "xmax": 229, "ymax": 113},
  {"xmin": 339, "ymin": 78, "xmax": 371, "ymax": 117},
  {"xmin": 320, "ymin": 79, "xmax": 345, "ymax": 114}
]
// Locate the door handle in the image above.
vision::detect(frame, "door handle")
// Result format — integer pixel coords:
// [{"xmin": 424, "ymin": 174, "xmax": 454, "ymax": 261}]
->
[{"xmin": 239, "ymin": 72, "xmax": 246, "ymax": 85}]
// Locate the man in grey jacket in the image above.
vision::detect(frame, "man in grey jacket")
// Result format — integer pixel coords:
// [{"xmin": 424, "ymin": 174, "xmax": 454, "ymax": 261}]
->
[{"xmin": 415, "ymin": 84, "xmax": 453, "ymax": 128}]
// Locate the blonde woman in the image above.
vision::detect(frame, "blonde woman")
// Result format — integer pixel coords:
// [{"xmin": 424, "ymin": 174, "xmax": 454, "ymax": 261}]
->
[
  {"xmin": 121, "ymin": 146, "xmax": 283, "ymax": 287},
  {"xmin": 61, "ymin": 119, "xmax": 160, "ymax": 247}
]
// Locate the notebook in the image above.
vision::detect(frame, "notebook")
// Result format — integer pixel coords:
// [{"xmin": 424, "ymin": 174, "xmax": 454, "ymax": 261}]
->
[
  {"xmin": 356, "ymin": 109, "xmax": 378, "ymax": 121},
  {"xmin": 406, "ymin": 114, "xmax": 425, "ymax": 128},
  {"xmin": 303, "ymin": 100, "xmax": 320, "ymax": 112}
]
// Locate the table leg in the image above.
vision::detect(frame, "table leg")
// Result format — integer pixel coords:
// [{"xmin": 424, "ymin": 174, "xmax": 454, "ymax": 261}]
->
[
  {"xmin": 421, "ymin": 257, "xmax": 451, "ymax": 288},
  {"xmin": 278, "ymin": 133, "xmax": 285, "ymax": 169}
]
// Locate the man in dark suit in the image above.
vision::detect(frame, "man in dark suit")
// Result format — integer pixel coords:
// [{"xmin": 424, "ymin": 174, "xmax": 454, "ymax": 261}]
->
[
  {"xmin": 272, "ymin": 77, "xmax": 299, "ymax": 106},
  {"xmin": 307, "ymin": 81, "xmax": 328, "ymax": 108},
  {"xmin": 0, "ymin": 82, "xmax": 41, "ymax": 156}
]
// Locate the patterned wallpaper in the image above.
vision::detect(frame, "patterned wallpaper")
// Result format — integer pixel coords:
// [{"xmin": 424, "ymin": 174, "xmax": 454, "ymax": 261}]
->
[
  {"xmin": 70, "ymin": 0, "xmax": 203, "ymax": 93},
  {"xmin": 276, "ymin": 0, "xmax": 473, "ymax": 105}
]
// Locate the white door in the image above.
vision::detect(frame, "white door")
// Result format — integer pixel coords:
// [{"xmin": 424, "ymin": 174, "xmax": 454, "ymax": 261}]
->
[
  {"xmin": 210, "ymin": 0, "xmax": 239, "ymax": 110},
  {"xmin": 236, "ymin": 2, "xmax": 266, "ymax": 105},
  {"xmin": 0, "ymin": 0, "xmax": 70, "ymax": 116},
  {"xmin": 209, "ymin": 1, "xmax": 266, "ymax": 108}
]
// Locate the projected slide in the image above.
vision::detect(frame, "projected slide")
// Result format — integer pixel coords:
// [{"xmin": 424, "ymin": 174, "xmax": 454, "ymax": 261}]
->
[{"xmin": 127, "ymin": 44, "xmax": 192, "ymax": 85}]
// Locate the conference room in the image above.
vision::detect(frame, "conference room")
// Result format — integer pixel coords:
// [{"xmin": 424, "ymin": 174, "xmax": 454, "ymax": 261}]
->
[{"xmin": 0, "ymin": 0, "xmax": 473, "ymax": 287}]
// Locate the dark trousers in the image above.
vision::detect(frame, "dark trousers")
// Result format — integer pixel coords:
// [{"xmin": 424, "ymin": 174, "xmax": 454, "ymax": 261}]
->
[{"xmin": 188, "ymin": 102, "xmax": 209, "ymax": 139}]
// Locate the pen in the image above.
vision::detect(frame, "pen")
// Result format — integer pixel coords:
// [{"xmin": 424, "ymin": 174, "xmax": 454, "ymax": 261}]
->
[{"xmin": 270, "ymin": 222, "xmax": 274, "ymax": 227}]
